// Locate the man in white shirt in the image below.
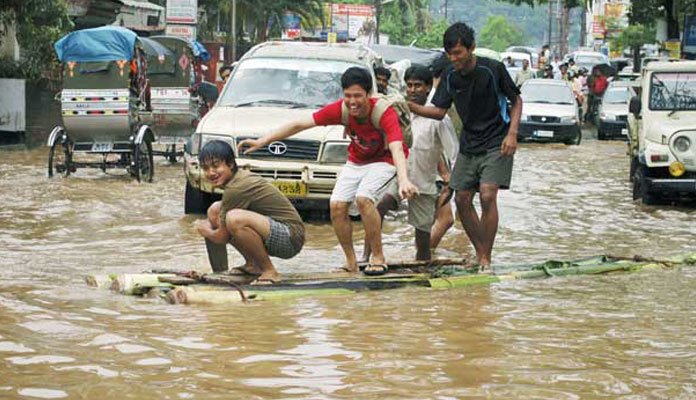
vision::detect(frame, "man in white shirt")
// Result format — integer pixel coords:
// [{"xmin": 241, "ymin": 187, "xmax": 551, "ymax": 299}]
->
[
  {"xmin": 366, "ymin": 64, "xmax": 457, "ymax": 261},
  {"xmin": 514, "ymin": 59, "xmax": 534, "ymax": 88}
]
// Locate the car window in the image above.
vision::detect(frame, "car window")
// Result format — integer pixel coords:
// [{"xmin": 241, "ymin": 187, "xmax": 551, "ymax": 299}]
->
[
  {"xmin": 219, "ymin": 58, "xmax": 360, "ymax": 108},
  {"xmin": 603, "ymin": 88, "xmax": 629, "ymax": 104},
  {"xmin": 521, "ymin": 83, "xmax": 575, "ymax": 105},
  {"xmin": 575, "ymin": 55, "xmax": 606, "ymax": 64},
  {"xmin": 649, "ymin": 72, "xmax": 696, "ymax": 111}
]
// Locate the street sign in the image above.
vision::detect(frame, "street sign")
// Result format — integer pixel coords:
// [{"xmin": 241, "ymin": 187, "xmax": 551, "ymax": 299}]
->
[{"xmin": 166, "ymin": 0, "xmax": 197, "ymax": 24}]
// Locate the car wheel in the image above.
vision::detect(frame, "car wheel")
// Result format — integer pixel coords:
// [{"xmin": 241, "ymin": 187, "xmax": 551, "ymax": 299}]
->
[
  {"xmin": 185, "ymin": 182, "xmax": 215, "ymax": 214},
  {"xmin": 629, "ymin": 157, "xmax": 637, "ymax": 182},
  {"xmin": 566, "ymin": 130, "xmax": 582, "ymax": 145},
  {"xmin": 632, "ymin": 164, "xmax": 658, "ymax": 205},
  {"xmin": 597, "ymin": 128, "xmax": 605, "ymax": 140}
]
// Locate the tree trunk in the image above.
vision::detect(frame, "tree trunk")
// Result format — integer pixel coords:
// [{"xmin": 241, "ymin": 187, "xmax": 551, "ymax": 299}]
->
[
  {"xmin": 561, "ymin": 0, "xmax": 569, "ymax": 55},
  {"xmin": 665, "ymin": 0, "xmax": 679, "ymax": 39},
  {"xmin": 580, "ymin": 5, "xmax": 586, "ymax": 48},
  {"xmin": 375, "ymin": 0, "xmax": 380, "ymax": 44}
]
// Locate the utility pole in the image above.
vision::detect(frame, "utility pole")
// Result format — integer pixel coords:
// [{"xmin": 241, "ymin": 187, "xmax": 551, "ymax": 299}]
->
[
  {"xmin": 374, "ymin": 0, "xmax": 380, "ymax": 44},
  {"xmin": 445, "ymin": 0, "xmax": 448, "ymax": 22},
  {"xmin": 231, "ymin": 0, "xmax": 237, "ymax": 62}
]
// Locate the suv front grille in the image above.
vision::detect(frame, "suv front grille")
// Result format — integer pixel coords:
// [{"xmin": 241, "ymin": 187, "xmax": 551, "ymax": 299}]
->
[
  {"xmin": 250, "ymin": 168, "xmax": 303, "ymax": 180},
  {"xmin": 617, "ymin": 115, "xmax": 628, "ymax": 122},
  {"xmin": 237, "ymin": 136, "xmax": 320, "ymax": 161},
  {"xmin": 529, "ymin": 115, "xmax": 560, "ymax": 123}
]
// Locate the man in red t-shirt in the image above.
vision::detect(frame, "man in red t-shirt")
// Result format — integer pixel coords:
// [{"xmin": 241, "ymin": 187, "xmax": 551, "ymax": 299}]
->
[{"xmin": 238, "ymin": 67, "xmax": 417, "ymax": 276}]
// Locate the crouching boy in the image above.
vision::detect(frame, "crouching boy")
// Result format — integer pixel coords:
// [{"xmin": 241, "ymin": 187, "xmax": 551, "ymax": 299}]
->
[{"xmin": 194, "ymin": 140, "xmax": 305, "ymax": 284}]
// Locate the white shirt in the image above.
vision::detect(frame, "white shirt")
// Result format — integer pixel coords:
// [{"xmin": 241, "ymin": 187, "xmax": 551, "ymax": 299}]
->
[{"xmin": 408, "ymin": 105, "xmax": 457, "ymax": 195}]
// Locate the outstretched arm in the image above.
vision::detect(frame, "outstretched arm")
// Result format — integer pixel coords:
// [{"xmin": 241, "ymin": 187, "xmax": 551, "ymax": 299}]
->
[
  {"xmin": 388, "ymin": 141, "xmax": 418, "ymax": 199},
  {"xmin": 237, "ymin": 116, "xmax": 316, "ymax": 154},
  {"xmin": 408, "ymin": 102, "xmax": 448, "ymax": 120}
]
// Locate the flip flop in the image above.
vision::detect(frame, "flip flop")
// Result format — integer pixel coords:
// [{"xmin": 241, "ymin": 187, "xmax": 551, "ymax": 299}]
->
[
  {"xmin": 250, "ymin": 277, "xmax": 280, "ymax": 286},
  {"xmin": 331, "ymin": 266, "xmax": 359, "ymax": 274},
  {"xmin": 225, "ymin": 266, "xmax": 261, "ymax": 276},
  {"xmin": 363, "ymin": 263, "xmax": 388, "ymax": 276}
]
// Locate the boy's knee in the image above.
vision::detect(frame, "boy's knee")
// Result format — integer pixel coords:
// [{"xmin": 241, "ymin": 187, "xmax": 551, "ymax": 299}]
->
[
  {"xmin": 207, "ymin": 201, "xmax": 222, "ymax": 220},
  {"xmin": 455, "ymin": 191, "xmax": 475, "ymax": 208},
  {"xmin": 225, "ymin": 209, "xmax": 248, "ymax": 232},
  {"xmin": 355, "ymin": 196, "xmax": 374, "ymax": 212},
  {"xmin": 330, "ymin": 201, "xmax": 349, "ymax": 219}
]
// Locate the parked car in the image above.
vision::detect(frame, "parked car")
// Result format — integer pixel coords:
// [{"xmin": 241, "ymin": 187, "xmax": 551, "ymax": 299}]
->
[
  {"xmin": 183, "ymin": 41, "xmax": 383, "ymax": 214},
  {"xmin": 627, "ymin": 60, "xmax": 696, "ymax": 205},
  {"xmin": 518, "ymin": 79, "xmax": 581, "ymax": 145},
  {"xmin": 505, "ymin": 46, "xmax": 539, "ymax": 68},
  {"xmin": 566, "ymin": 51, "xmax": 610, "ymax": 73},
  {"xmin": 597, "ymin": 81, "xmax": 638, "ymax": 140}
]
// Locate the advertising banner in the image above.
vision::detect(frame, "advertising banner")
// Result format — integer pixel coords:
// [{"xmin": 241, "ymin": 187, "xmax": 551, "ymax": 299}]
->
[
  {"xmin": 166, "ymin": 0, "xmax": 197, "ymax": 24},
  {"xmin": 165, "ymin": 24, "xmax": 197, "ymax": 40},
  {"xmin": 331, "ymin": 3, "xmax": 375, "ymax": 40}
]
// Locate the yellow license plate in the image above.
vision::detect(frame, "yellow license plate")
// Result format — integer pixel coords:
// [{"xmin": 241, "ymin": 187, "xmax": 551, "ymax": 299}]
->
[{"xmin": 272, "ymin": 180, "xmax": 307, "ymax": 197}]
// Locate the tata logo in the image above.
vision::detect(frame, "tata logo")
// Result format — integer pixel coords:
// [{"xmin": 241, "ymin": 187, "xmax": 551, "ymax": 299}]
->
[
  {"xmin": 267, "ymin": 141, "xmax": 287, "ymax": 155},
  {"xmin": 541, "ymin": 116, "xmax": 547, "ymax": 122}
]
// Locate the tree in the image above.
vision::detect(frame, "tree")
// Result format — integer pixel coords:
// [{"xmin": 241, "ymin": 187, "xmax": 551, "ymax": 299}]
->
[
  {"xmin": 609, "ymin": 24, "xmax": 656, "ymax": 71},
  {"xmin": 478, "ymin": 15, "xmax": 525, "ymax": 51},
  {"xmin": 0, "ymin": 0, "xmax": 72, "ymax": 84}
]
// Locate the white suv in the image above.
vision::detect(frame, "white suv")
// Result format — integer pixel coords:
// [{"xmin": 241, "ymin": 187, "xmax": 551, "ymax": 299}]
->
[{"xmin": 183, "ymin": 41, "xmax": 383, "ymax": 215}]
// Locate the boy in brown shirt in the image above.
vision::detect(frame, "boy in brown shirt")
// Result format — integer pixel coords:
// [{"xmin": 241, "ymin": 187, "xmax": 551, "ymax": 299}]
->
[{"xmin": 194, "ymin": 140, "xmax": 305, "ymax": 284}]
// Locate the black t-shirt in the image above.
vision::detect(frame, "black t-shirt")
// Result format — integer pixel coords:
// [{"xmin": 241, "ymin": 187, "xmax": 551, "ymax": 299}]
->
[{"xmin": 432, "ymin": 56, "xmax": 520, "ymax": 154}]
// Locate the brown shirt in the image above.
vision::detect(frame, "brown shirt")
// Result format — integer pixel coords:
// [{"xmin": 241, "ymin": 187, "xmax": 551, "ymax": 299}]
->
[{"xmin": 220, "ymin": 169, "xmax": 305, "ymax": 249}]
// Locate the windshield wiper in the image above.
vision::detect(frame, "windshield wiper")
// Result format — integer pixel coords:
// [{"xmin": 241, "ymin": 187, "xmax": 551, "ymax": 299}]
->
[{"xmin": 232, "ymin": 99, "xmax": 310, "ymax": 108}]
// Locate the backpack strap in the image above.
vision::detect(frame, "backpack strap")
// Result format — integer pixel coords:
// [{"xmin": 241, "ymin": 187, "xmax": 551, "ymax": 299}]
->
[
  {"xmin": 340, "ymin": 100, "xmax": 350, "ymax": 126},
  {"xmin": 478, "ymin": 64, "xmax": 511, "ymax": 124},
  {"xmin": 370, "ymin": 98, "xmax": 392, "ymax": 149}
]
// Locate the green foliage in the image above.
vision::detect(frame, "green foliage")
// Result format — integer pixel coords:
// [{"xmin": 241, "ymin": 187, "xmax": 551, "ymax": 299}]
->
[
  {"xmin": 609, "ymin": 24, "xmax": 656, "ymax": 53},
  {"xmin": 0, "ymin": 0, "xmax": 72, "ymax": 84},
  {"xmin": 478, "ymin": 15, "xmax": 525, "ymax": 51}
]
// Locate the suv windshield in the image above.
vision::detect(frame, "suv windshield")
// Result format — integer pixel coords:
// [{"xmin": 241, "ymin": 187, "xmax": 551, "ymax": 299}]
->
[
  {"xmin": 219, "ymin": 58, "xmax": 359, "ymax": 108},
  {"xmin": 575, "ymin": 55, "xmax": 606, "ymax": 65},
  {"xmin": 649, "ymin": 72, "xmax": 696, "ymax": 111},
  {"xmin": 603, "ymin": 88, "xmax": 629, "ymax": 104},
  {"xmin": 521, "ymin": 83, "xmax": 575, "ymax": 105}
]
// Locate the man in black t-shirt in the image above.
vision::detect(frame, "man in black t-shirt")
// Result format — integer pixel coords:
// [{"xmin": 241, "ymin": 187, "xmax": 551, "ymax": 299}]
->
[{"xmin": 408, "ymin": 22, "xmax": 522, "ymax": 270}]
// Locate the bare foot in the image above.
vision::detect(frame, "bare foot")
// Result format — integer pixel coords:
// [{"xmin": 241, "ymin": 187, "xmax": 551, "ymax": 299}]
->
[{"xmin": 332, "ymin": 265, "xmax": 359, "ymax": 274}]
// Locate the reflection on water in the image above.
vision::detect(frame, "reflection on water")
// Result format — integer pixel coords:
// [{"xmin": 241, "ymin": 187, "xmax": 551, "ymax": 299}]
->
[{"xmin": 0, "ymin": 141, "xmax": 694, "ymax": 398}]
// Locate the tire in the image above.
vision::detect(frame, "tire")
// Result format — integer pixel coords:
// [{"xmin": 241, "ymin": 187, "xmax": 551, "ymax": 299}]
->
[
  {"xmin": 134, "ymin": 140, "xmax": 154, "ymax": 182},
  {"xmin": 632, "ymin": 164, "xmax": 658, "ymax": 205},
  {"xmin": 185, "ymin": 182, "xmax": 216, "ymax": 214},
  {"xmin": 629, "ymin": 157, "xmax": 637, "ymax": 182},
  {"xmin": 597, "ymin": 128, "xmax": 605, "ymax": 141},
  {"xmin": 167, "ymin": 144, "xmax": 178, "ymax": 163},
  {"xmin": 47, "ymin": 136, "xmax": 72, "ymax": 178},
  {"xmin": 566, "ymin": 129, "xmax": 582, "ymax": 145}
]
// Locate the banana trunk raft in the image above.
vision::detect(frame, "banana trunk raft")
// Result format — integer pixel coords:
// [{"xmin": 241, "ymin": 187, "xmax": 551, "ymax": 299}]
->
[{"xmin": 87, "ymin": 254, "xmax": 696, "ymax": 305}]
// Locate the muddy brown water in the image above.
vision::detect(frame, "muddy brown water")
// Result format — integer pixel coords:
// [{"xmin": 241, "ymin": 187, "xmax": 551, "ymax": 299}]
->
[{"xmin": 1, "ymin": 136, "xmax": 695, "ymax": 399}]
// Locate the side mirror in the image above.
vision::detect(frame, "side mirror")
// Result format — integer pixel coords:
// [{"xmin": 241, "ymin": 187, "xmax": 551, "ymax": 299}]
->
[{"xmin": 629, "ymin": 95, "xmax": 641, "ymax": 117}]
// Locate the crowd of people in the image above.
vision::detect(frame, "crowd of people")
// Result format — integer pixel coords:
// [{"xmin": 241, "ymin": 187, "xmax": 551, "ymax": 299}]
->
[
  {"xmin": 195, "ymin": 22, "xmax": 523, "ymax": 284},
  {"xmin": 513, "ymin": 51, "xmax": 610, "ymax": 123}
]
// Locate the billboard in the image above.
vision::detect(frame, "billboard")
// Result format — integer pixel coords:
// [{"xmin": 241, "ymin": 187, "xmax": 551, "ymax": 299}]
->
[
  {"xmin": 165, "ymin": 24, "xmax": 197, "ymax": 40},
  {"xmin": 331, "ymin": 3, "xmax": 375, "ymax": 40},
  {"xmin": 166, "ymin": 0, "xmax": 197, "ymax": 24},
  {"xmin": 683, "ymin": 15, "xmax": 696, "ymax": 55}
]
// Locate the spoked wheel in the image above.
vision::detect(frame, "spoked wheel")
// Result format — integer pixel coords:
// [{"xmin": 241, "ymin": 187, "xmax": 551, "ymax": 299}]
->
[
  {"xmin": 47, "ymin": 136, "xmax": 73, "ymax": 178},
  {"xmin": 133, "ymin": 140, "xmax": 154, "ymax": 182}
]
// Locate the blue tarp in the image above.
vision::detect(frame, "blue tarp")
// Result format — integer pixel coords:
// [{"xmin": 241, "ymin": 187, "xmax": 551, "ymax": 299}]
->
[
  {"xmin": 55, "ymin": 26, "xmax": 138, "ymax": 62},
  {"xmin": 190, "ymin": 40, "xmax": 211, "ymax": 62}
]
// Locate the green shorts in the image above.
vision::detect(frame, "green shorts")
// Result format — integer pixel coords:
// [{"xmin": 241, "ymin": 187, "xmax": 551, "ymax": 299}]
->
[{"xmin": 450, "ymin": 148, "xmax": 514, "ymax": 191}]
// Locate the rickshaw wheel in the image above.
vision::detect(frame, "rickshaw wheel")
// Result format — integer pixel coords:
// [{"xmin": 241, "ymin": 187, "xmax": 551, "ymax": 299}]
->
[
  {"xmin": 167, "ymin": 144, "xmax": 178, "ymax": 163},
  {"xmin": 134, "ymin": 140, "xmax": 154, "ymax": 183},
  {"xmin": 48, "ymin": 137, "xmax": 72, "ymax": 178}
]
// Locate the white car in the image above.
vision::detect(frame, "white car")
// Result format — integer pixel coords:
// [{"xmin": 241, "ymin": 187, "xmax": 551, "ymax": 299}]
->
[
  {"xmin": 183, "ymin": 41, "xmax": 383, "ymax": 215},
  {"xmin": 519, "ymin": 79, "xmax": 581, "ymax": 145},
  {"xmin": 597, "ymin": 81, "xmax": 638, "ymax": 140}
]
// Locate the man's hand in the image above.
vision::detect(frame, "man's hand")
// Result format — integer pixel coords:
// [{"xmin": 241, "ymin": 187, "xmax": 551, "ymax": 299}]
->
[
  {"xmin": 399, "ymin": 179, "xmax": 419, "ymax": 200},
  {"xmin": 501, "ymin": 132, "xmax": 518, "ymax": 156},
  {"xmin": 194, "ymin": 219, "xmax": 213, "ymax": 237},
  {"xmin": 237, "ymin": 137, "xmax": 266, "ymax": 155}
]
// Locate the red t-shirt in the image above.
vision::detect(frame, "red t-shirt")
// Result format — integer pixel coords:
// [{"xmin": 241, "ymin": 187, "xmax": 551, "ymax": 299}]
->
[{"xmin": 313, "ymin": 98, "xmax": 408, "ymax": 165}]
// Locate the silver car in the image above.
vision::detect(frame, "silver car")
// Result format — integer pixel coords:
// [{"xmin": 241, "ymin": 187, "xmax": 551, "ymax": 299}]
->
[
  {"xmin": 598, "ymin": 81, "xmax": 638, "ymax": 140},
  {"xmin": 519, "ymin": 79, "xmax": 582, "ymax": 145}
]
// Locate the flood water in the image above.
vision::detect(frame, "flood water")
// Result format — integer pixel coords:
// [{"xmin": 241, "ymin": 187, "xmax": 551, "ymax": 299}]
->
[{"xmin": 1, "ymin": 134, "xmax": 695, "ymax": 399}]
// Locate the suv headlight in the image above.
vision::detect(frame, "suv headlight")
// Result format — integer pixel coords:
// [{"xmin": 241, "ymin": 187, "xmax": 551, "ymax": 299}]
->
[
  {"xmin": 600, "ymin": 112, "xmax": 615, "ymax": 121},
  {"xmin": 200, "ymin": 134, "xmax": 236, "ymax": 155},
  {"xmin": 321, "ymin": 142, "xmax": 349, "ymax": 164},
  {"xmin": 560, "ymin": 115, "xmax": 577, "ymax": 123},
  {"xmin": 674, "ymin": 136, "xmax": 691, "ymax": 152},
  {"xmin": 520, "ymin": 114, "xmax": 528, "ymax": 121}
]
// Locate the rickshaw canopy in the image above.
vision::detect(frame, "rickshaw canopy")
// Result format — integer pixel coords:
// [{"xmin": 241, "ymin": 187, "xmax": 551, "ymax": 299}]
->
[
  {"xmin": 139, "ymin": 37, "xmax": 174, "ymax": 58},
  {"xmin": 55, "ymin": 26, "xmax": 138, "ymax": 62}
]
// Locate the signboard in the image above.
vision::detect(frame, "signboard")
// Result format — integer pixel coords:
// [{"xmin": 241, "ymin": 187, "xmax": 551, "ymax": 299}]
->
[
  {"xmin": 664, "ymin": 40, "xmax": 681, "ymax": 59},
  {"xmin": 331, "ymin": 3, "xmax": 375, "ymax": 40},
  {"xmin": 166, "ymin": 0, "xmax": 197, "ymax": 24},
  {"xmin": 281, "ymin": 12, "xmax": 301, "ymax": 40},
  {"xmin": 683, "ymin": 16, "xmax": 696, "ymax": 55},
  {"xmin": 592, "ymin": 15, "xmax": 605, "ymax": 38},
  {"xmin": 165, "ymin": 24, "xmax": 197, "ymax": 40}
]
